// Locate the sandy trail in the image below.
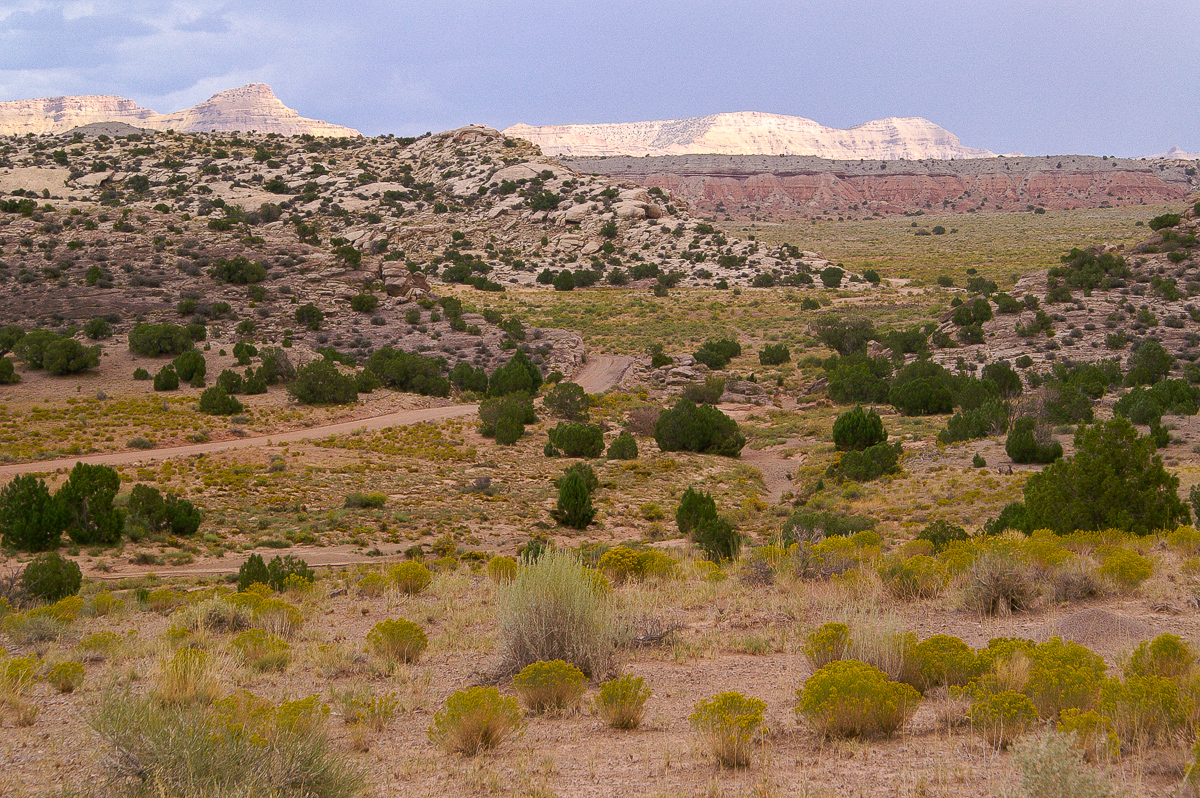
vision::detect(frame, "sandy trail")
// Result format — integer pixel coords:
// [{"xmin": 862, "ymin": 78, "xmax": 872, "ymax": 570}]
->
[
  {"xmin": 7, "ymin": 355, "xmax": 633, "ymax": 579},
  {"xmin": 0, "ymin": 356, "xmax": 633, "ymax": 479}
]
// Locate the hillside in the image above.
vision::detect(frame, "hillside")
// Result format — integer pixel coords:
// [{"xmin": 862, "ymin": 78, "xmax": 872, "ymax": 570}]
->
[
  {"xmin": 567, "ymin": 153, "xmax": 1199, "ymax": 219},
  {"xmin": 0, "ymin": 121, "xmax": 859, "ymax": 418},
  {"xmin": 504, "ymin": 112, "xmax": 996, "ymax": 159},
  {"xmin": 0, "ymin": 84, "xmax": 359, "ymax": 137}
]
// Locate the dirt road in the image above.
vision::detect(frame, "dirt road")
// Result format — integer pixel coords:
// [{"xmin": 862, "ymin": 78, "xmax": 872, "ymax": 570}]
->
[{"xmin": 0, "ymin": 355, "xmax": 633, "ymax": 479}]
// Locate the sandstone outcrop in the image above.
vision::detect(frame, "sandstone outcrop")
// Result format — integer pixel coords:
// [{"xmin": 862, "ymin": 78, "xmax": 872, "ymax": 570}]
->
[
  {"xmin": 0, "ymin": 84, "xmax": 358, "ymax": 137},
  {"xmin": 504, "ymin": 112, "xmax": 995, "ymax": 160}
]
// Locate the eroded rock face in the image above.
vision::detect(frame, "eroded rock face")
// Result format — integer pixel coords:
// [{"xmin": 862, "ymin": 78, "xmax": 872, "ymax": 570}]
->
[
  {"xmin": 567, "ymin": 153, "xmax": 1198, "ymax": 217},
  {"xmin": 0, "ymin": 84, "xmax": 359, "ymax": 137},
  {"xmin": 504, "ymin": 112, "xmax": 996, "ymax": 160}
]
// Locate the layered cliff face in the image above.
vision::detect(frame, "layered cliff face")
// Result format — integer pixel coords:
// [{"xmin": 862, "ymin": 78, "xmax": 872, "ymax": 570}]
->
[
  {"xmin": 0, "ymin": 84, "xmax": 359, "ymax": 137},
  {"xmin": 566, "ymin": 154, "xmax": 1199, "ymax": 217},
  {"xmin": 505, "ymin": 112, "xmax": 996, "ymax": 160}
]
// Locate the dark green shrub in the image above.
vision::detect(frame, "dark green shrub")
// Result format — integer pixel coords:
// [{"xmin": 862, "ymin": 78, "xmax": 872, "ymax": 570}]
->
[
  {"xmin": 237, "ymin": 553, "xmax": 313, "ymax": 592},
  {"xmin": 1148, "ymin": 213, "xmax": 1181, "ymax": 231},
  {"xmin": 606, "ymin": 431, "xmax": 638, "ymax": 460},
  {"xmin": 693, "ymin": 338, "xmax": 741, "ymax": 370},
  {"xmin": 128, "ymin": 322, "xmax": 193, "ymax": 356},
  {"xmin": 13, "ymin": 330, "xmax": 61, "ymax": 368},
  {"xmin": 1125, "ymin": 339, "xmax": 1174, "ymax": 386},
  {"xmin": 173, "ymin": 350, "xmax": 206, "ymax": 382},
  {"xmin": 0, "ymin": 324, "xmax": 25, "ymax": 356},
  {"xmin": 694, "ymin": 514, "xmax": 740, "ymax": 561},
  {"xmin": 132, "ymin": 367, "xmax": 149, "ymax": 381},
  {"xmin": 21, "ymin": 551, "xmax": 82, "ymax": 602},
  {"xmin": 208, "ymin": 256, "xmax": 266, "ymax": 284},
  {"xmin": 258, "ymin": 348, "xmax": 295, "ymax": 384},
  {"xmin": 837, "ymin": 441, "xmax": 901, "ymax": 482},
  {"xmin": 820, "ymin": 266, "xmax": 843, "ymax": 288},
  {"xmin": 552, "ymin": 269, "xmax": 575, "ymax": 291},
  {"xmin": 676, "ymin": 487, "xmax": 718, "ymax": 537},
  {"xmin": 232, "ymin": 341, "xmax": 258, "ymax": 365},
  {"xmin": 0, "ymin": 475, "xmax": 66, "ymax": 551},
  {"xmin": 1020, "ymin": 417, "xmax": 1188, "ymax": 535},
  {"xmin": 288, "ymin": 361, "xmax": 357, "ymax": 405},
  {"xmin": 0, "ymin": 356, "xmax": 16, "ymax": 385},
  {"xmin": 551, "ymin": 467, "xmax": 595, "ymax": 529},
  {"xmin": 544, "ymin": 381, "xmax": 589, "ymax": 420},
  {"xmin": 128, "ymin": 484, "xmax": 202, "ymax": 536},
  {"xmin": 295, "ymin": 303, "xmax": 324, "ymax": 330},
  {"xmin": 548, "ymin": 423, "xmax": 604, "ymax": 458},
  {"xmin": 917, "ymin": 520, "xmax": 969, "ymax": 553},
  {"xmin": 890, "ymin": 359, "xmax": 954, "ymax": 415},
  {"xmin": 1005, "ymin": 417, "xmax": 1063, "ymax": 464},
  {"xmin": 198, "ymin": 386, "xmax": 244, "ymax": 416},
  {"xmin": 938, "ymin": 401, "xmax": 1009, "ymax": 444},
  {"xmin": 814, "ymin": 317, "xmax": 876, "ymax": 355},
  {"xmin": 832, "ymin": 406, "xmax": 887, "ymax": 451},
  {"xmin": 826, "ymin": 354, "xmax": 892, "ymax": 403},
  {"xmin": 350, "ymin": 293, "xmax": 379, "ymax": 313},
  {"xmin": 58, "ymin": 462, "xmax": 122, "ymax": 546},
  {"xmin": 216, "ymin": 369, "xmax": 244, "ymax": 394},
  {"xmin": 153, "ymin": 365, "xmax": 179, "ymax": 391},
  {"xmin": 44, "ymin": 338, "xmax": 100, "ymax": 375},
  {"xmin": 487, "ymin": 349, "xmax": 542, "ymax": 397},
  {"xmin": 449, "ymin": 361, "xmax": 488, "ymax": 394},
  {"xmin": 83, "ymin": 317, "xmax": 113, "ymax": 340},
  {"xmin": 367, "ymin": 347, "xmax": 450, "ymax": 397},
  {"xmin": 649, "ymin": 343, "xmax": 672, "ymax": 369},
  {"xmin": 479, "ymin": 393, "xmax": 535, "ymax": 440},
  {"xmin": 654, "ymin": 400, "xmax": 745, "ymax": 457},
  {"xmin": 759, "ymin": 344, "xmax": 790, "ymax": 366}
]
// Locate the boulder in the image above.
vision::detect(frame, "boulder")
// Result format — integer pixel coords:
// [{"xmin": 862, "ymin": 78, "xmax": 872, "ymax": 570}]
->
[{"xmin": 563, "ymin": 202, "xmax": 594, "ymax": 223}]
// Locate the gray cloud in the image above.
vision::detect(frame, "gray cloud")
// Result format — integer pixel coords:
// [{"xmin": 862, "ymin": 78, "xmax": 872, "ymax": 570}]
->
[{"xmin": 0, "ymin": 0, "xmax": 1195, "ymax": 155}]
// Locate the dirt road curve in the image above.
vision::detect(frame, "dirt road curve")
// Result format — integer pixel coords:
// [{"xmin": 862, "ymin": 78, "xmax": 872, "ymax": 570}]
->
[
  {"xmin": 0, "ymin": 355, "xmax": 633, "ymax": 479},
  {"xmin": 572, "ymin": 354, "xmax": 634, "ymax": 394}
]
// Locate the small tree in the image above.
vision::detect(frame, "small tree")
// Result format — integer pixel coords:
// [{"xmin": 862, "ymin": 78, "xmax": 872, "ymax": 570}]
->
[
  {"xmin": 44, "ymin": 339, "xmax": 100, "ymax": 375},
  {"xmin": 153, "ymin": 365, "xmax": 179, "ymax": 391},
  {"xmin": 547, "ymin": 423, "xmax": 604, "ymax": 458},
  {"xmin": 832, "ymin": 406, "xmax": 887, "ymax": 451},
  {"xmin": 1005, "ymin": 417, "xmax": 1063, "ymax": 464},
  {"xmin": 488, "ymin": 349, "xmax": 543, "ymax": 397},
  {"xmin": 198, "ymin": 386, "xmax": 244, "ymax": 415},
  {"xmin": 551, "ymin": 468, "xmax": 595, "ymax": 529},
  {"xmin": 654, "ymin": 400, "xmax": 745, "ymax": 457},
  {"xmin": 172, "ymin": 350, "xmax": 207, "ymax": 383},
  {"xmin": 1020, "ymin": 417, "xmax": 1188, "ymax": 535},
  {"xmin": 21, "ymin": 551, "xmax": 82, "ymax": 601},
  {"xmin": 288, "ymin": 360, "xmax": 358, "ymax": 405},
  {"xmin": 759, "ymin": 344, "xmax": 790, "ymax": 366},
  {"xmin": 677, "ymin": 487, "xmax": 718, "ymax": 537},
  {"xmin": 295, "ymin": 303, "xmax": 325, "ymax": 331},
  {"xmin": 0, "ymin": 475, "xmax": 67, "ymax": 551},
  {"xmin": 544, "ymin": 381, "xmax": 589, "ymax": 421},
  {"xmin": 58, "ymin": 462, "xmax": 122, "ymax": 546},
  {"xmin": 606, "ymin": 431, "xmax": 638, "ymax": 460}
]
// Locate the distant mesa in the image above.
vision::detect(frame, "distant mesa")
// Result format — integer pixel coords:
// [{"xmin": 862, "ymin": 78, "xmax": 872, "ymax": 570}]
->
[
  {"xmin": 504, "ymin": 111, "xmax": 996, "ymax": 160},
  {"xmin": 0, "ymin": 83, "xmax": 359, "ymax": 137},
  {"xmin": 1140, "ymin": 146, "xmax": 1200, "ymax": 161}
]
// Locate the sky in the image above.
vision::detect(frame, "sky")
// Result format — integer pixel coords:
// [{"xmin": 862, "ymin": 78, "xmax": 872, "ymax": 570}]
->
[{"xmin": 0, "ymin": 0, "xmax": 1196, "ymax": 157}]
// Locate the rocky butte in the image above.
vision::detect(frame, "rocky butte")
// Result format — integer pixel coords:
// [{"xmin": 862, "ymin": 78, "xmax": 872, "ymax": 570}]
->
[
  {"xmin": 0, "ymin": 83, "xmax": 359, "ymax": 137},
  {"xmin": 504, "ymin": 111, "xmax": 997, "ymax": 160}
]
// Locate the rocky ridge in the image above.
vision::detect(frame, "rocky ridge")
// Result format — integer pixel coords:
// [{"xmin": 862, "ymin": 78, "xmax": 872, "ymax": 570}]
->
[
  {"xmin": 566, "ymin": 153, "xmax": 1199, "ymax": 218},
  {"xmin": 504, "ymin": 112, "xmax": 996, "ymax": 160},
  {"xmin": 0, "ymin": 84, "xmax": 358, "ymax": 138},
  {"xmin": 0, "ymin": 123, "xmax": 858, "ymax": 381}
]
